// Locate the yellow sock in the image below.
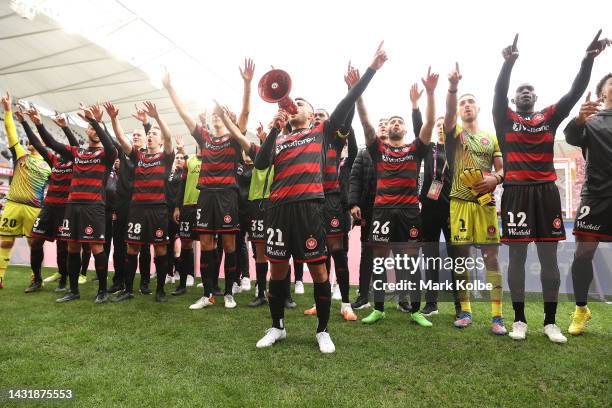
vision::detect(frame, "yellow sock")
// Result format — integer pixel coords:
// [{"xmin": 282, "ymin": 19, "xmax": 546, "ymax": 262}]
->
[
  {"xmin": 455, "ymin": 268, "xmax": 471, "ymax": 313},
  {"xmin": 487, "ymin": 269, "xmax": 503, "ymax": 317},
  {"xmin": 0, "ymin": 238, "xmax": 14, "ymax": 280}
]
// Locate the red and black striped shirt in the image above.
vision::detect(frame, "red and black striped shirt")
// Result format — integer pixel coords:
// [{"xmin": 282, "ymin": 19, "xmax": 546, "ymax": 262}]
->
[
  {"xmin": 130, "ymin": 149, "xmax": 175, "ymax": 205},
  {"xmin": 368, "ymin": 137, "xmax": 429, "ymax": 208},
  {"xmin": 496, "ymin": 105, "xmax": 561, "ymax": 185},
  {"xmin": 323, "ymin": 137, "xmax": 346, "ymax": 195},
  {"xmin": 192, "ymin": 124, "xmax": 241, "ymax": 190},
  {"xmin": 270, "ymin": 122, "xmax": 332, "ymax": 204},
  {"xmin": 44, "ymin": 153, "xmax": 73, "ymax": 206},
  {"xmin": 67, "ymin": 146, "xmax": 113, "ymax": 204}
]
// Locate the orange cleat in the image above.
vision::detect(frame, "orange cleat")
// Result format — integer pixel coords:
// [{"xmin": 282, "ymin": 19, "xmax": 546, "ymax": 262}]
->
[
  {"xmin": 303, "ymin": 305, "xmax": 317, "ymax": 315},
  {"xmin": 341, "ymin": 304, "xmax": 357, "ymax": 321}
]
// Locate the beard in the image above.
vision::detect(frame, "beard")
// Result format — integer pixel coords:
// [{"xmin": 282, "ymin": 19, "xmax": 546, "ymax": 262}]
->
[{"xmin": 388, "ymin": 130, "xmax": 404, "ymax": 141}]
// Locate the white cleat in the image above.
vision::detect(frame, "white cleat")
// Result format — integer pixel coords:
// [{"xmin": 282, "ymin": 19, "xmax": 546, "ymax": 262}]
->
[
  {"xmin": 165, "ymin": 274, "xmax": 174, "ymax": 284},
  {"xmin": 189, "ymin": 296, "xmax": 214, "ymax": 310},
  {"xmin": 331, "ymin": 284, "xmax": 341, "ymax": 300},
  {"xmin": 224, "ymin": 294, "xmax": 237, "ymax": 309},
  {"xmin": 294, "ymin": 281, "xmax": 305, "ymax": 295},
  {"xmin": 509, "ymin": 321, "xmax": 528, "ymax": 340},
  {"xmin": 544, "ymin": 324, "xmax": 567, "ymax": 344},
  {"xmin": 241, "ymin": 277, "xmax": 251, "ymax": 292},
  {"xmin": 256, "ymin": 327, "xmax": 287, "ymax": 348},
  {"xmin": 197, "ymin": 282, "xmax": 203, "ymax": 288},
  {"xmin": 316, "ymin": 331, "xmax": 336, "ymax": 354},
  {"xmin": 43, "ymin": 273, "xmax": 61, "ymax": 283},
  {"xmin": 186, "ymin": 275, "xmax": 195, "ymax": 287},
  {"xmin": 232, "ymin": 282, "xmax": 242, "ymax": 295}
]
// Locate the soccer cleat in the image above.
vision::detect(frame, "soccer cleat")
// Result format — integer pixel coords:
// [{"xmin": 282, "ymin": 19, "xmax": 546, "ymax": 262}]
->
[
  {"xmin": 43, "ymin": 272, "xmax": 61, "ymax": 283},
  {"xmin": 256, "ymin": 327, "xmax": 286, "ymax": 348},
  {"xmin": 331, "ymin": 284, "xmax": 341, "ymax": 300},
  {"xmin": 189, "ymin": 295, "xmax": 215, "ymax": 309},
  {"xmin": 421, "ymin": 303, "xmax": 439, "ymax": 316},
  {"xmin": 186, "ymin": 275, "xmax": 195, "ymax": 287},
  {"xmin": 411, "ymin": 311, "xmax": 433, "ymax": 327},
  {"xmin": 544, "ymin": 324, "xmax": 567, "ymax": 344},
  {"xmin": 171, "ymin": 286, "xmax": 187, "ymax": 296},
  {"xmin": 196, "ymin": 282, "xmax": 203, "ymax": 288},
  {"xmin": 361, "ymin": 309, "xmax": 385, "ymax": 324},
  {"xmin": 56, "ymin": 291, "xmax": 80, "ymax": 303},
  {"xmin": 111, "ymin": 290, "xmax": 134, "ymax": 303},
  {"xmin": 164, "ymin": 274, "xmax": 174, "ymax": 285},
  {"xmin": 241, "ymin": 277, "xmax": 251, "ymax": 292},
  {"xmin": 78, "ymin": 275, "xmax": 87, "ymax": 285},
  {"xmin": 108, "ymin": 283, "xmax": 124, "ymax": 294},
  {"xmin": 55, "ymin": 283, "xmax": 66, "ymax": 293},
  {"xmin": 232, "ymin": 282, "xmax": 242, "ymax": 295},
  {"xmin": 140, "ymin": 283, "xmax": 152, "ymax": 295},
  {"xmin": 453, "ymin": 312, "xmax": 473, "ymax": 328},
  {"xmin": 294, "ymin": 281, "xmax": 305, "ymax": 295},
  {"xmin": 509, "ymin": 321, "xmax": 528, "ymax": 340},
  {"xmin": 249, "ymin": 296, "xmax": 267, "ymax": 307},
  {"xmin": 396, "ymin": 300, "xmax": 411, "ymax": 313},
  {"xmin": 304, "ymin": 305, "xmax": 317, "ymax": 315},
  {"xmin": 316, "ymin": 331, "xmax": 336, "ymax": 354},
  {"xmin": 24, "ymin": 279, "xmax": 43, "ymax": 293},
  {"xmin": 155, "ymin": 291, "xmax": 166, "ymax": 303},
  {"xmin": 491, "ymin": 316, "xmax": 507, "ymax": 335},
  {"xmin": 285, "ymin": 297, "xmax": 297, "ymax": 309},
  {"xmin": 94, "ymin": 290, "xmax": 109, "ymax": 304},
  {"xmin": 568, "ymin": 306, "xmax": 592, "ymax": 336},
  {"xmin": 341, "ymin": 303, "xmax": 357, "ymax": 321},
  {"xmin": 224, "ymin": 294, "xmax": 237, "ymax": 309},
  {"xmin": 351, "ymin": 296, "xmax": 371, "ymax": 310}
]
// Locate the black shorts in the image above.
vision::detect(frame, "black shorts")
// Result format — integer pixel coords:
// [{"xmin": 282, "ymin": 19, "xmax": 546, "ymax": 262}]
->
[
  {"xmin": 323, "ymin": 193, "xmax": 349, "ymax": 237},
  {"xmin": 31, "ymin": 205, "xmax": 66, "ymax": 241},
  {"xmin": 178, "ymin": 205, "xmax": 198, "ymax": 240},
  {"xmin": 194, "ymin": 189, "xmax": 240, "ymax": 234},
  {"xmin": 369, "ymin": 207, "xmax": 421, "ymax": 244},
  {"xmin": 265, "ymin": 200, "xmax": 327, "ymax": 263},
  {"xmin": 247, "ymin": 200, "xmax": 266, "ymax": 243},
  {"xmin": 573, "ymin": 196, "xmax": 612, "ymax": 241},
  {"xmin": 59, "ymin": 203, "xmax": 106, "ymax": 243},
  {"xmin": 125, "ymin": 204, "xmax": 168, "ymax": 245},
  {"xmin": 501, "ymin": 183, "xmax": 565, "ymax": 242}
]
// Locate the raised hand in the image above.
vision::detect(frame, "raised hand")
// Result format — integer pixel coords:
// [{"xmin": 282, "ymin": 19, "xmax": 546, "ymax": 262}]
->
[
  {"xmin": 142, "ymin": 101, "xmax": 159, "ymax": 119},
  {"xmin": 131, "ymin": 104, "xmax": 148, "ymax": 123},
  {"xmin": 421, "ymin": 66, "xmax": 439, "ymax": 93},
  {"xmin": 25, "ymin": 106, "xmax": 42, "ymax": 125},
  {"xmin": 239, "ymin": 58, "xmax": 255, "ymax": 83},
  {"xmin": 78, "ymin": 102, "xmax": 94, "ymax": 121},
  {"xmin": 409, "ymin": 83, "xmax": 423, "ymax": 107},
  {"xmin": 14, "ymin": 107, "xmax": 25, "ymax": 122},
  {"xmin": 585, "ymin": 29, "xmax": 610, "ymax": 58},
  {"xmin": 174, "ymin": 133, "xmax": 184, "ymax": 150},
  {"xmin": 103, "ymin": 102, "xmax": 119, "ymax": 119},
  {"xmin": 51, "ymin": 111, "xmax": 68, "ymax": 127},
  {"xmin": 502, "ymin": 34, "xmax": 519, "ymax": 62},
  {"xmin": 370, "ymin": 41, "xmax": 388, "ymax": 71},
  {"xmin": 198, "ymin": 111, "xmax": 207, "ymax": 127},
  {"xmin": 448, "ymin": 62, "xmax": 462, "ymax": 86},
  {"xmin": 90, "ymin": 103, "xmax": 104, "ymax": 122},
  {"xmin": 256, "ymin": 121, "xmax": 267, "ymax": 143},
  {"xmin": 576, "ymin": 92, "xmax": 601, "ymax": 125},
  {"xmin": 1, "ymin": 92, "xmax": 11, "ymax": 112},
  {"xmin": 272, "ymin": 109, "xmax": 289, "ymax": 130},
  {"xmin": 344, "ymin": 65, "xmax": 361, "ymax": 89},
  {"xmin": 161, "ymin": 65, "xmax": 171, "ymax": 89}
]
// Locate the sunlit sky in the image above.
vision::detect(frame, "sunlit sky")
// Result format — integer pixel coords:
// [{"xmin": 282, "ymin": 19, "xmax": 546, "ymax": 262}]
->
[{"xmin": 20, "ymin": 0, "xmax": 612, "ymax": 144}]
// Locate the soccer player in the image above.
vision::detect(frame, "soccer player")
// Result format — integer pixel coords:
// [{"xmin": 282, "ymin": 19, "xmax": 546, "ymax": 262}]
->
[
  {"xmin": 349, "ymin": 118, "xmax": 389, "ymax": 310},
  {"xmin": 444, "ymin": 63, "xmax": 506, "ymax": 335},
  {"xmin": 14, "ymin": 107, "xmax": 76, "ymax": 293},
  {"xmin": 0, "ymin": 93, "xmax": 50, "ymax": 290},
  {"xmin": 493, "ymin": 32, "xmax": 608, "ymax": 342},
  {"xmin": 355, "ymin": 66, "xmax": 438, "ymax": 327},
  {"xmin": 253, "ymin": 43, "xmax": 387, "ymax": 353},
  {"xmin": 105, "ymin": 101, "xmax": 174, "ymax": 302},
  {"xmin": 564, "ymin": 72, "xmax": 612, "ymax": 335},
  {"xmin": 42, "ymin": 103, "xmax": 117, "ymax": 303},
  {"xmin": 165, "ymin": 138, "xmax": 186, "ymax": 293}
]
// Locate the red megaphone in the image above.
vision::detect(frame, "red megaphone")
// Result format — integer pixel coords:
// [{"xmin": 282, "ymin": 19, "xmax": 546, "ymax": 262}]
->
[{"xmin": 258, "ymin": 69, "xmax": 298, "ymax": 115}]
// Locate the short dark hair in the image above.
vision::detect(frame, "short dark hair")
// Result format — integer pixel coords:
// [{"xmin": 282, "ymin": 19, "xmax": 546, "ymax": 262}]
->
[
  {"xmin": 294, "ymin": 97, "xmax": 313, "ymax": 113},
  {"xmin": 458, "ymin": 93, "xmax": 476, "ymax": 102},
  {"xmin": 387, "ymin": 115, "xmax": 405, "ymax": 123},
  {"xmin": 315, "ymin": 108, "xmax": 329, "ymax": 118},
  {"xmin": 596, "ymin": 73, "xmax": 612, "ymax": 98}
]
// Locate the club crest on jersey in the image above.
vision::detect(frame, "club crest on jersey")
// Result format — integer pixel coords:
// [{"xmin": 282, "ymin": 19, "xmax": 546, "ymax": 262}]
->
[
  {"xmin": 155, "ymin": 228, "xmax": 164, "ymax": 238},
  {"xmin": 84, "ymin": 226, "xmax": 93, "ymax": 235},
  {"xmin": 553, "ymin": 217, "xmax": 562, "ymax": 229},
  {"xmin": 480, "ymin": 137, "xmax": 490, "ymax": 145},
  {"xmin": 224, "ymin": 215, "xmax": 232, "ymax": 224},
  {"xmin": 330, "ymin": 218, "xmax": 340, "ymax": 228},
  {"xmin": 487, "ymin": 225, "xmax": 496, "ymax": 235},
  {"xmin": 305, "ymin": 237, "xmax": 318, "ymax": 250},
  {"xmin": 409, "ymin": 227, "xmax": 419, "ymax": 238}
]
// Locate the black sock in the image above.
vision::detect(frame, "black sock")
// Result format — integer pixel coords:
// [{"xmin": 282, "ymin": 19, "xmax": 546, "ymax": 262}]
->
[
  {"xmin": 200, "ymin": 250, "xmax": 216, "ymax": 296},
  {"xmin": 154, "ymin": 255, "xmax": 168, "ymax": 293},
  {"xmin": 255, "ymin": 262, "xmax": 268, "ymax": 298},
  {"xmin": 331, "ymin": 251, "xmax": 350, "ymax": 303},
  {"xmin": 294, "ymin": 262, "xmax": 304, "ymax": 282},
  {"xmin": 375, "ymin": 301, "xmax": 385, "ymax": 312},
  {"xmin": 124, "ymin": 253, "xmax": 138, "ymax": 293},
  {"xmin": 183, "ymin": 248, "xmax": 194, "ymax": 277},
  {"xmin": 411, "ymin": 302, "xmax": 421, "ymax": 313},
  {"xmin": 544, "ymin": 302, "xmax": 557, "ymax": 326},
  {"xmin": 571, "ymin": 254, "xmax": 594, "ymax": 307},
  {"xmin": 513, "ymin": 302, "xmax": 526, "ymax": 323},
  {"xmin": 313, "ymin": 280, "xmax": 332, "ymax": 333},
  {"xmin": 67, "ymin": 252, "xmax": 81, "ymax": 294},
  {"xmin": 93, "ymin": 252, "xmax": 108, "ymax": 292},
  {"xmin": 213, "ymin": 246, "xmax": 222, "ymax": 289},
  {"xmin": 267, "ymin": 279, "xmax": 286, "ymax": 329},
  {"xmin": 177, "ymin": 251, "xmax": 187, "ymax": 288},
  {"xmin": 80, "ymin": 248, "xmax": 91, "ymax": 276},
  {"xmin": 30, "ymin": 246, "xmax": 44, "ymax": 282},
  {"xmin": 224, "ymin": 251, "xmax": 237, "ymax": 295},
  {"xmin": 56, "ymin": 241, "xmax": 68, "ymax": 284}
]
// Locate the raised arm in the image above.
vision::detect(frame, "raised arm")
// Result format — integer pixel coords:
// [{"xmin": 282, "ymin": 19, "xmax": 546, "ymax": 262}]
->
[
  {"xmin": 444, "ymin": 62, "xmax": 462, "ymax": 131},
  {"xmin": 1, "ymin": 92, "xmax": 25, "ymax": 161},
  {"xmin": 419, "ymin": 67, "xmax": 439, "ymax": 145},
  {"xmin": 103, "ymin": 102, "xmax": 132, "ymax": 156},
  {"xmin": 254, "ymin": 111, "xmax": 287, "ymax": 170},
  {"xmin": 215, "ymin": 102, "xmax": 252, "ymax": 152},
  {"xmin": 564, "ymin": 92, "xmax": 600, "ymax": 147},
  {"xmin": 16, "ymin": 110, "xmax": 51, "ymax": 165},
  {"xmin": 143, "ymin": 101, "xmax": 173, "ymax": 155},
  {"xmin": 493, "ymin": 34, "xmax": 519, "ymax": 124},
  {"xmin": 50, "ymin": 113, "xmax": 79, "ymax": 147},
  {"xmin": 86, "ymin": 104, "xmax": 117, "ymax": 161},
  {"xmin": 238, "ymin": 58, "xmax": 255, "ymax": 133},
  {"xmin": 162, "ymin": 66, "xmax": 197, "ymax": 134},
  {"xmin": 410, "ymin": 83, "xmax": 424, "ymax": 136},
  {"xmin": 345, "ymin": 68, "xmax": 377, "ymax": 146}
]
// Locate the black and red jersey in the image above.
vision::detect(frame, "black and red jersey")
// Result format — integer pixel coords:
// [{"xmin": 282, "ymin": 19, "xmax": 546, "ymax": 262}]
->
[
  {"xmin": 191, "ymin": 125, "xmax": 241, "ymax": 190},
  {"xmin": 44, "ymin": 153, "xmax": 73, "ymax": 206},
  {"xmin": 270, "ymin": 123, "xmax": 332, "ymax": 204},
  {"xmin": 368, "ymin": 137, "xmax": 429, "ymax": 208},
  {"xmin": 130, "ymin": 149, "xmax": 175, "ymax": 205},
  {"xmin": 323, "ymin": 137, "xmax": 346, "ymax": 195},
  {"xmin": 67, "ymin": 146, "xmax": 114, "ymax": 205},
  {"xmin": 495, "ymin": 105, "xmax": 562, "ymax": 185}
]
